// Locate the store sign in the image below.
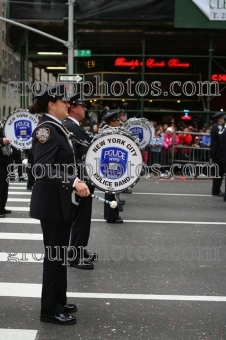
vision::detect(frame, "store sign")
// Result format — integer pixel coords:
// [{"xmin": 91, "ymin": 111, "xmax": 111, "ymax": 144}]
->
[
  {"xmin": 211, "ymin": 74, "xmax": 226, "ymax": 82},
  {"xmin": 114, "ymin": 58, "xmax": 190, "ymax": 70},
  {"xmin": 181, "ymin": 110, "xmax": 192, "ymax": 120},
  {"xmin": 191, "ymin": 0, "xmax": 226, "ymax": 20}
]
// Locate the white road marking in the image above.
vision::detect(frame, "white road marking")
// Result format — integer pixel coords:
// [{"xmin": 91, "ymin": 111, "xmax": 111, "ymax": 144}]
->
[
  {"xmin": 0, "ymin": 218, "xmax": 225, "ymax": 225},
  {"xmin": 0, "ymin": 282, "xmax": 225, "ymax": 302},
  {"xmin": 0, "ymin": 329, "xmax": 37, "ymax": 340}
]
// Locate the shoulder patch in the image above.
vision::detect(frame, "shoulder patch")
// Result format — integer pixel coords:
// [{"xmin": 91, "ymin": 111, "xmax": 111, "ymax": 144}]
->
[{"xmin": 36, "ymin": 127, "xmax": 50, "ymax": 143}]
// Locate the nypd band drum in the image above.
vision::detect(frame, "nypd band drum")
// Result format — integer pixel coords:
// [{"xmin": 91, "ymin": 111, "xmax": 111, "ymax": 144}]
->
[
  {"xmin": 124, "ymin": 118, "xmax": 152, "ymax": 149},
  {"xmin": 85, "ymin": 129, "xmax": 143, "ymax": 192},
  {"xmin": 3, "ymin": 109, "xmax": 39, "ymax": 150}
]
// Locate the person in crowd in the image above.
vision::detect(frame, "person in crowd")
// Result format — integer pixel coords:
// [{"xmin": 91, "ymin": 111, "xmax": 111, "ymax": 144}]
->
[
  {"xmin": 162, "ymin": 127, "xmax": 179, "ymax": 171},
  {"xmin": 102, "ymin": 111, "xmax": 124, "ymax": 224},
  {"xmin": 201, "ymin": 129, "xmax": 211, "ymax": 148},
  {"xmin": 149, "ymin": 127, "xmax": 163, "ymax": 167},
  {"xmin": 219, "ymin": 115, "xmax": 226, "ymax": 201},
  {"xmin": 28, "ymin": 84, "xmax": 90, "ymax": 326},
  {"xmin": 178, "ymin": 127, "xmax": 193, "ymax": 160},
  {"xmin": 210, "ymin": 112, "xmax": 225, "ymax": 196},
  {"xmin": 92, "ymin": 124, "xmax": 99, "ymax": 135},
  {"xmin": 0, "ymin": 123, "xmax": 12, "ymax": 218},
  {"xmin": 63, "ymin": 94, "xmax": 96, "ymax": 270}
]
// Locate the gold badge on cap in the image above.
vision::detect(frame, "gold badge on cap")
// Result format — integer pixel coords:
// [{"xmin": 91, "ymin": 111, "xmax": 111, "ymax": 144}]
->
[{"xmin": 36, "ymin": 127, "xmax": 50, "ymax": 143}]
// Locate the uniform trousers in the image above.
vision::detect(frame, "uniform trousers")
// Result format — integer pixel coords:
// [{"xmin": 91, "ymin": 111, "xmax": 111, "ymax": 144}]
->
[
  {"xmin": 212, "ymin": 161, "xmax": 224, "ymax": 195},
  {"xmin": 0, "ymin": 165, "xmax": 9, "ymax": 211},
  {"xmin": 40, "ymin": 220, "xmax": 71, "ymax": 315},
  {"xmin": 68, "ymin": 184, "xmax": 94, "ymax": 258},
  {"xmin": 104, "ymin": 192, "xmax": 120, "ymax": 222}
]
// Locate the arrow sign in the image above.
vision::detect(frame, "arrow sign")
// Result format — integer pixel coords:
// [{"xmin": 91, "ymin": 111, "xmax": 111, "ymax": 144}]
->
[{"xmin": 58, "ymin": 74, "xmax": 84, "ymax": 82}]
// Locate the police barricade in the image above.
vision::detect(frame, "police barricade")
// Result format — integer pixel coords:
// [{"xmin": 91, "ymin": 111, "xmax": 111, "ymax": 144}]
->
[{"xmin": 147, "ymin": 131, "xmax": 211, "ymax": 177}]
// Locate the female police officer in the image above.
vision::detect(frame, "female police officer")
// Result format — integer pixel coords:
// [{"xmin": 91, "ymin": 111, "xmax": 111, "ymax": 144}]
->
[{"xmin": 29, "ymin": 84, "xmax": 90, "ymax": 325}]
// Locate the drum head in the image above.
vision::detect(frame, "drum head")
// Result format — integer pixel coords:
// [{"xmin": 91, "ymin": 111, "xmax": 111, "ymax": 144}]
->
[
  {"xmin": 3, "ymin": 110, "xmax": 39, "ymax": 150},
  {"xmin": 124, "ymin": 118, "xmax": 152, "ymax": 149},
  {"xmin": 85, "ymin": 132, "xmax": 143, "ymax": 192}
]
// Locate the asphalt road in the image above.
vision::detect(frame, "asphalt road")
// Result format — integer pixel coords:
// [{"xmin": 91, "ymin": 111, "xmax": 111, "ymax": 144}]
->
[{"xmin": 0, "ymin": 177, "xmax": 225, "ymax": 340}]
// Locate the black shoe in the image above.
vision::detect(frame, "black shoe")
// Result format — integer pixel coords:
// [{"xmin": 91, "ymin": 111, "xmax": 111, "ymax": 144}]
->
[
  {"xmin": 64, "ymin": 304, "xmax": 77, "ymax": 313},
  {"xmin": 2, "ymin": 209, "xmax": 12, "ymax": 214},
  {"xmin": 106, "ymin": 219, "xmax": 123, "ymax": 224},
  {"xmin": 40, "ymin": 313, "xmax": 76, "ymax": 325},
  {"xmin": 0, "ymin": 213, "xmax": 5, "ymax": 218},
  {"xmin": 212, "ymin": 192, "xmax": 224, "ymax": 196},
  {"xmin": 27, "ymin": 186, "xmax": 33, "ymax": 190},
  {"xmin": 83, "ymin": 249, "xmax": 98, "ymax": 261},
  {"xmin": 19, "ymin": 177, "xmax": 27, "ymax": 182},
  {"xmin": 68, "ymin": 258, "xmax": 94, "ymax": 270},
  {"xmin": 119, "ymin": 200, "xmax": 125, "ymax": 205},
  {"xmin": 123, "ymin": 189, "xmax": 132, "ymax": 194}
]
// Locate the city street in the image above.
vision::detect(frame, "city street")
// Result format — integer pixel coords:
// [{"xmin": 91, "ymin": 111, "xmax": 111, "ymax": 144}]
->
[{"xmin": 0, "ymin": 177, "xmax": 225, "ymax": 340}]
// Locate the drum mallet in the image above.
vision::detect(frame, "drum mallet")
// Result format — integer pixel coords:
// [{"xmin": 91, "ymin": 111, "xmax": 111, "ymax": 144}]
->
[{"xmin": 91, "ymin": 194, "xmax": 117, "ymax": 208}]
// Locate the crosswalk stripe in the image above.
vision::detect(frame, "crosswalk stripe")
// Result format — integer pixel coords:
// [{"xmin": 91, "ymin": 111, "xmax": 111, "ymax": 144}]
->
[
  {"xmin": 8, "ymin": 192, "xmax": 31, "ymax": 195},
  {"xmin": 0, "ymin": 217, "xmax": 226, "ymax": 225},
  {"xmin": 6, "ymin": 207, "xmax": 29, "ymax": 211},
  {"xmin": 0, "ymin": 282, "xmax": 225, "ymax": 302},
  {"xmin": 8, "ymin": 198, "xmax": 30, "ymax": 202},
  {"xmin": 0, "ymin": 252, "xmax": 44, "ymax": 262},
  {"xmin": 0, "ymin": 233, "xmax": 42, "ymax": 240},
  {"xmin": 0, "ymin": 329, "xmax": 37, "ymax": 340}
]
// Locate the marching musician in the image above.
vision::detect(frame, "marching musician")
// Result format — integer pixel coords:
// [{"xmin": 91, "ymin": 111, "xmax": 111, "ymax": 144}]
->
[
  {"xmin": 102, "ymin": 110, "xmax": 124, "ymax": 224},
  {"xmin": 0, "ymin": 123, "xmax": 12, "ymax": 218},
  {"xmin": 63, "ymin": 93, "xmax": 97, "ymax": 270},
  {"xmin": 29, "ymin": 84, "xmax": 90, "ymax": 326}
]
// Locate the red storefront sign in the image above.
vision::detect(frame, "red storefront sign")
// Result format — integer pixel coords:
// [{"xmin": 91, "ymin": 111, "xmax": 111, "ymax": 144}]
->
[
  {"xmin": 211, "ymin": 74, "xmax": 226, "ymax": 82},
  {"xmin": 114, "ymin": 58, "xmax": 190, "ymax": 70}
]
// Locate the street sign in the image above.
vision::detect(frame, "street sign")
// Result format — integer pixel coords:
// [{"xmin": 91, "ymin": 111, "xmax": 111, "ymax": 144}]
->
[
  {"xmin": 58, "ymin": 74, "xmax": 84, "ymax": 82},
  {"xmin": 74, "ymin": 49, "xmax": 92, "ymax": 57}
]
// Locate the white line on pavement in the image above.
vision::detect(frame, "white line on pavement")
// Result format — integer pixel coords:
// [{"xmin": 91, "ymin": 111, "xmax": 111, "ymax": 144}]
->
[
  {"xmin": 0, "ymin": 218, "xmax": 225, "ymax": 225},
  {"xmin": 0, "ymin": 329, "xmax": 37, "ymax": 340},
  {"xmin": 0, "ymin": 282, "xmax": 225, "ymax": 302}
]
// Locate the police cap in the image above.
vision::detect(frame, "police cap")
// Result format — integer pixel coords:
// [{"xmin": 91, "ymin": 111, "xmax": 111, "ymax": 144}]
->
[
  {"xmin": 33, "ymin": 84, "xmax": 69, "ymax": 101},
  {"xmin": 98, "ymin": 107, "xmax": 110, "ymax": 121},
  {"xmin": 212, "ymin": 112, "xmax": 224, "ymax": 118},
  {"xmin": 103, "ymin": 110, "xmax": 120, "ymax": 124},
  {"xmin": 69, "ymin": 93, "xmax": 87, "ymax": 107}
]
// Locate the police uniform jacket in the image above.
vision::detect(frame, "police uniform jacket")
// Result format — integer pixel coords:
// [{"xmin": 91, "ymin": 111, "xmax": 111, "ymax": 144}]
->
[
  {"xmin": 30, "ymin": 114, "xmax": 77, "ymax": 221},
  {"xmin": 63, "ymin": 117, "xmax": 92, "ymax": 177},
  {"xmin": 0, "ymin": 125, "xmax": 11, "ymax": 166},
  {"xmin": 219, "ymin": 124, "xmax": 226, "ymax": 165},
  {"xmin": 210, "ymin": 123, "xmax": 222, "ymax": 162}
]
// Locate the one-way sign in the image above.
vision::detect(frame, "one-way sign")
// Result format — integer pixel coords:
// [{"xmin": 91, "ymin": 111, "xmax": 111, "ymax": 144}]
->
[{"xmin": 58, "ymin": 74, "xmax": 84, "ymax": 82}]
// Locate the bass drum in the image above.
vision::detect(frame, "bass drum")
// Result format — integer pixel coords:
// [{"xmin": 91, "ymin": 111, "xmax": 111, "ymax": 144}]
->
[
  {"xmin": 85, "ymin": 127, "xmax": 143, "ymax": 193},
  {"xmin": 124, "ymin": 118, "xmax": 152, "ymax": 149},
  {"xmin": 3, "ymin": 109, "xmax": 39, "ymax": 150}
]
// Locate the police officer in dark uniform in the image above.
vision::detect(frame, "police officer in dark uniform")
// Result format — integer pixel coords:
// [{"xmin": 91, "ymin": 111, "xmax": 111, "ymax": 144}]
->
[
  {"xmin": 102, "ymin": 110, "xmax": 123, "ymax": 223},
  {"xmin": 210, "ymin": 112, "xmax": 225, "ymax": 196},
  {"xmin": 29, "ymin": 85, "xmax": 90, "ymax": 325},
  {"xmin": 0, "ymin": 123, "xmax": 12, "ymax": 217},
  {"xmin": 63, "ymin": 94, "xmax": 97, "ymax": 270}
]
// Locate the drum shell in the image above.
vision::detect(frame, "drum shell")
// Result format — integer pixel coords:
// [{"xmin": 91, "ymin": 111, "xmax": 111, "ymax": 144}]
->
[
  {"xmin": 3, "ymin": 110, "xmax": 39, "ymax": 150},
  {"xmin": 85, "ymin": 130, "xmax": 143, "ymax": 193}
]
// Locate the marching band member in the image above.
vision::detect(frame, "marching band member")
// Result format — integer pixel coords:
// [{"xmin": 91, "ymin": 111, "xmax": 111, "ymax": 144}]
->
[
  {"xmin": 63, "ymin": 94, "xmax": 97, "ymax": 270},
  {"xmin": 29, "ymin": 84, "xmax": 90, "ymax": 325},
  {"xmin": 102, "ymin": 110, "xmax": 123, "ymax": 224}
]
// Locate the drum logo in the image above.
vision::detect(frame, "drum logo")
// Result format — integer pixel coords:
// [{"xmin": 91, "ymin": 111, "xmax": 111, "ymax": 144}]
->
[
  {"xmin": 129, "ymin": 127, "xmax": 143, "ymax": 143},
  {"xmin": 14, "ymin": 120, "xmax": 32, "ymax": 141},
  {"xmin": 100, "ymin": 147, "xmax": 128, "ymax": 179}
]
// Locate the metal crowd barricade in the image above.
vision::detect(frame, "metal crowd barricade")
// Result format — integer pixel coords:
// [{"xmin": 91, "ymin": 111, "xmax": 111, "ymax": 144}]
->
[{"xmin": 147, "ymin": 131, "xmax": 211, "ymax": 177}]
